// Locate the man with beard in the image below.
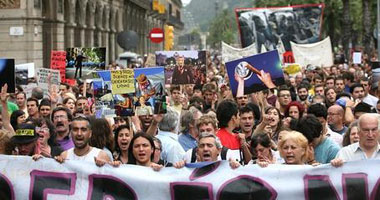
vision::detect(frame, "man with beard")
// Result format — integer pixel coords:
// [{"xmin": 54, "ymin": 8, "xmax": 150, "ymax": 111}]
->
[
  {"xmin": 350, "ymin": 83, "xmax": 365, "ymax": 102},
  {"xmin": 11, "ymin": 123, "xmax": 39, "ymax": 156},
  {"xmin": 297, "ymin": 84, "xmax": 310, "ymax": 104},
  {"xmin": 239, "ymin": 106, "xmax": 255, "ymax": 146},
  {"xmin": 335, "ymin": 76, "xmax": 346, "ymax": 94},
  {"xmin": 53, "ymin": 116, "xmax": 110, "ymax": 165},
  {"xmin": 52, "ymin": 107, "xmax": 74, "ymax": 150},
  {"xmin": 172, "ymin": 56, "xmax": 194, "ymax": 84}
]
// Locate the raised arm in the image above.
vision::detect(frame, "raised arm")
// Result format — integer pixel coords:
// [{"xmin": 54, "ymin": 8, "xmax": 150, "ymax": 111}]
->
[{"xmin": 1, "ymin": 84, "xmax": 15, "ymax": 135}]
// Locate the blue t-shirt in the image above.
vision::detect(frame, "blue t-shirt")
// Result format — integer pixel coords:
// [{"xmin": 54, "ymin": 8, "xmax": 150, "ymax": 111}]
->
[{"xmin": 314, "ymin": 137, "xmax": 340, "ymax": 164}]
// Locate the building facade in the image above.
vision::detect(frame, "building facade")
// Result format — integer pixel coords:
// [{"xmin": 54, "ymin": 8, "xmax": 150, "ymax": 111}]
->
[{"xmin": 0, "ymin": 0, "xmax": 183, "ymax": 68}]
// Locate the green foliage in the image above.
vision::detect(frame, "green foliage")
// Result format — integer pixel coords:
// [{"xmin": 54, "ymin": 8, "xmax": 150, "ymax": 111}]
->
[
  {"xmin": 255, "ymin": 0, "xmax": 376, "ymax": 49},
  {"xmin": 207, "ymin": 9, "xmax": 238, "ymax": 48}
]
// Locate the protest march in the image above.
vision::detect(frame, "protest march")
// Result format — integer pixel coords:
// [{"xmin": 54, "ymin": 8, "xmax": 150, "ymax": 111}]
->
[{"xmin": 2, "ymin": 0, "xmax": 380, "ymax": 199}]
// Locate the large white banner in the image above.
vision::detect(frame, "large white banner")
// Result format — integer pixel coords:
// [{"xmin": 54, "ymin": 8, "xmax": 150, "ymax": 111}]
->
[
  {"xmin": 291, "ymin": 37, "xmax": 334, "ymax": 68},
  {"xmin": 221, "ymin": 41, "xmax": 257, "ymax": 63},
  {"xmin": 1, "ymin": 155, "xmax": 380, "ymax": 200}
]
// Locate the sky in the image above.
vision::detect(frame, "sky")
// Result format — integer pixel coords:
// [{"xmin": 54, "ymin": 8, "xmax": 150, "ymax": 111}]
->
[{"xmin": 182, "ymin": 0, "xmax": 191, "ymax": 6}]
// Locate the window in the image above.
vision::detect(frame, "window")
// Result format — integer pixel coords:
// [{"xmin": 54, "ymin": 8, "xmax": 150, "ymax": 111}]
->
[
  {"xmin": 34, "ymin": 0, "xmax": 41, "ymax": 9},
  {"xmin": 169, "ymin": 3, "xmax": 172, "ymax": 16},
  {"xmin": 58, "ymin": 0, "xmax": 63, "ymax": 13}
]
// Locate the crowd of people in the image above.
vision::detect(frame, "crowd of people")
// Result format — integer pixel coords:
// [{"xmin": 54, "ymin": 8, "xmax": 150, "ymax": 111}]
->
[{"xmin": 1, "ymin": 53, "xmax": 380, "ymax": 174}]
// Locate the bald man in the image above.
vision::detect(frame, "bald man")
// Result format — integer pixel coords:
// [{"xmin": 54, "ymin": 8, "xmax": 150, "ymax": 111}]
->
[
  {"xmin": 327, "ymin": 105, "xmax": 348, "ymax": 135},
  {"xmin": 331, "ymin": 113, "xmax": 380, "ymax": 167}
]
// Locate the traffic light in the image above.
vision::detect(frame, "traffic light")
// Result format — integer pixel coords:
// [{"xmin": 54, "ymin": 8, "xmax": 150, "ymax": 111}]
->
[{"xmin": 164, "ymin": 25, "xmax": 174, "ymax": 50}]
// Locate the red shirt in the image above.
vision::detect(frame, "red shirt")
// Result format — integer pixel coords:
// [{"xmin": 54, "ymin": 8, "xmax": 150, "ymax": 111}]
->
[{"xmin": 216, "ymin": 128, "xmax": 241, "ymax": 150}]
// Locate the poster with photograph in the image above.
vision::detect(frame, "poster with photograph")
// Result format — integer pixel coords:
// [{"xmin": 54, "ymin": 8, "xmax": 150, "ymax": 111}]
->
[
  {"xmin": 236, "ymin": 4, "xmax": 324, "ymax": 56},
  {"xmin": 15, "ymin": 63, "xmax": 35, "ymax": 85},
  {"xmin": 92, "ymin": 70, "xmax": 134, "ymax": 117},
  {"xmin": 66, "ymin": 47, "xmax": 106, "ymax": 80},
  {"xmin": 155, "ymin": 50, "xmax": 207, "ymax": 85},
  {"xmin": 134, "ymin": 67, "xmax": 167, "ymax": 115},
  {"xmin": 0, "ymin": 59, "xmax": 15, "ymax": 93},
  {"xmin": 226, "ymin": 50, "xmax": 285, "ymax": 96}
]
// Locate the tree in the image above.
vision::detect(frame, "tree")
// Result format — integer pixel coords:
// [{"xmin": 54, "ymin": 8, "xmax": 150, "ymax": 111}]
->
[
  {"xmin": 362, "ymin": 0, "xmax": 372, "ymax": 57},
  {"xmin": 342, "ymin": 0, "xmax": 352, "ymax": 61},
  {"xmin": 207, "ymin": 9, "xmax": 237, "ymax": 48}
]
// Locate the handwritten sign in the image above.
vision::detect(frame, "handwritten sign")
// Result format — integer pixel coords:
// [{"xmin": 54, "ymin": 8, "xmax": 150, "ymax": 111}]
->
[
  {"xmin": 110, "ymin": 69, "xmax": 134, "ymax": 94},
  {"xmin": 50, "ymin": 51, "xmax": 66, "ymax": 82},
  {"xmin": 36, "ymin": 68, "xmax": 60, "ymax": 95}
]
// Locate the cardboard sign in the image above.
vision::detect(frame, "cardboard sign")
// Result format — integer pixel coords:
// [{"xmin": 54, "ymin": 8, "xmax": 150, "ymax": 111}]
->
[
  {"xmin": 0, "ymin": 59, "xmax": 15, "ymax": 93},
  {"xmin": 36, "ymin": 68, "xmax": 61, "ymax": 95},
  {"xmin": 50, "ymin": 51, "xmax": 66, "ymax": 82},
  {"xmin": 110, "ymin": 69, "xmax": 135, "ymax": 94}
]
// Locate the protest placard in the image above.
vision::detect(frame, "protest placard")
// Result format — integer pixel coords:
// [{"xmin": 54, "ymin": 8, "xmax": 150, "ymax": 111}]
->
[
  {"xmin": 0, "ymin": 59, "xmax": 15, "ymax": 93},
  {"xmin": 110, "ymin": 69, "xmax": 135, "ymax": 94},
  {"xmin": 50, "ymin": 51, "xmax": 66, "ymax": 82},
  {"xmin": 283, "ymin": 63, "xmax": 302, "ymax": 76},
  {"xmin": 15, "ymin": 63, "xmax": 35, "ymax": 85},
  {"xmin": 134, "ymin": 67, "xmax": 166, "ymax": 114},
  {"xmin": 93, "ymin": 70, "xmax": 134, "ymax": 117},
  {"xmin": 226, "ymin": 50, "xmax": 285, "ymax": 96},
  {"xmin": 36, "ymin": 68, "xmax": 61, "ymax": 95},
  {"xmin": 236, "ymin": 4, "xmax": 324, "ymax": 62},
  {"xmin": 145, "ymin": 53, "xmax": 156, "ymax": 67},
  {"xmin": 291, "ymin": 37, "xmax": 334, "ymax": 68},
  {"xmin": 221, "ymin": 41, "xmax": 257, "ymax": 64},
  {"xmin": 353, "ymin": 52, "xmax": 362, "ymax": 64},
  {"xmin": 66, "ymin": 47, "xmax": 106, "ymax": 80},
  {"xmin": 156, "ymin": 50, "xmax": 207, "ymax": 85}
]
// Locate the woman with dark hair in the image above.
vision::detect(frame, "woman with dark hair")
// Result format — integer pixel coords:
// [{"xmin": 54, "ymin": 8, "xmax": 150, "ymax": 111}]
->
[
  {"xmin": 127, "ymin": 133, "xmax": 163, "ymax": 171},
  {"xmin": 342, "ymin": 121, "xmax": 360, "ymax": 147},
  {"xmin": 113, "ymin": 124, "xmax": 133, "ymax": 164},
  {"xmin": 10, "ymin": 110, "xmax": 26, "ymax": 130},
  {"xmin": 31, "ymin": 118, "xmax": 63, "ymax": 157},
  {"xmin": 89, "ymin": 118, "xmax": 114, "ymax": 161},
  {"xmin": 250, "ymin": 133, "xmax": 282, "ymax": 167},
  {"xmin": 62, "ymin": 97, "xmax": 75, "ymax": 114},
  {"xmin": 254, "ymin": 107, "xmax": 283, "ymax": 144}
]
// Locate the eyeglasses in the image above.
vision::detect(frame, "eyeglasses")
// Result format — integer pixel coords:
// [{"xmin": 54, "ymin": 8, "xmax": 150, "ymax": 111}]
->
[{"xmin": 36, "ymin": 127, "xmax": 49, "ymax": 132}]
